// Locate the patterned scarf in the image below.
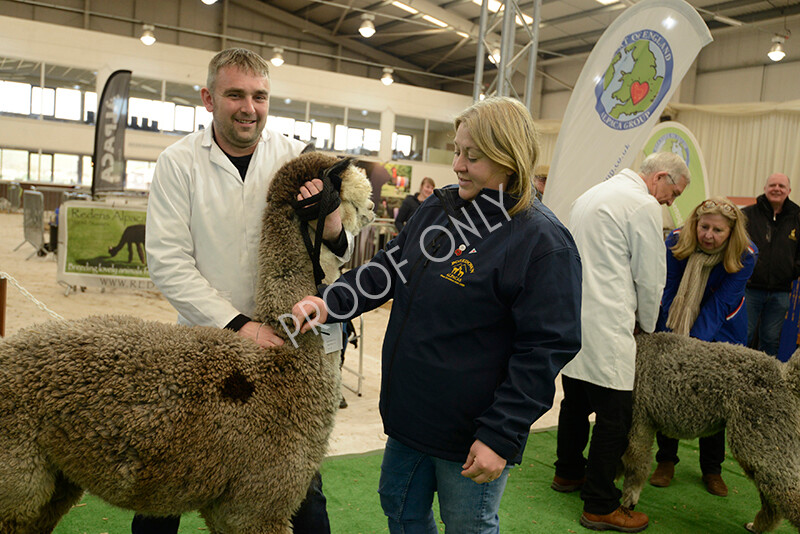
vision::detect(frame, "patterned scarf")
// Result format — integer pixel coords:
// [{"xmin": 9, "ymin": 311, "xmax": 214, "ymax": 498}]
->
[{"xmin": 665, "ymin": 244, "xmax": 726, "ymax": 336}]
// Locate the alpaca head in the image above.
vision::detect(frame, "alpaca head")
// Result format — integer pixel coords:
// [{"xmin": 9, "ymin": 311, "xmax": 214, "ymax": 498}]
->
[{"xmin": 334, "ymin": 160, "xmax": 375, "ymax": 234}]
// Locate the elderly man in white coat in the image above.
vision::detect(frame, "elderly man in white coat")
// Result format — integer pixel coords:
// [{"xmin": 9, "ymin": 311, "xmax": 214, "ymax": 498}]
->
[{"xmin": 551, "ymin": 152, "xmax": 690, "ymax": 533}]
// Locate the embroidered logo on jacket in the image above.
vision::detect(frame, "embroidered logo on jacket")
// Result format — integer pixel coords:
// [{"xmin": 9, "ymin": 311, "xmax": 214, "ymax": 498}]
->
[
  {"xmin": 441, "ymin": 258, "xmax": 475, "ymax": 287},
  {"xmin": 790, "ymin": 229, "xmax": 797, "ymax": 241}
]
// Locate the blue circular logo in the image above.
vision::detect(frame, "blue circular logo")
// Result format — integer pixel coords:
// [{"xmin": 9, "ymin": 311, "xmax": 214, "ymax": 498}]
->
[
  {"xmin": 653, "ymin": 132, "xmax": 690, "ymax": 166},
  {"xmin": 594, "ymin": 29, "xmax": 674, "ymax": 131}
]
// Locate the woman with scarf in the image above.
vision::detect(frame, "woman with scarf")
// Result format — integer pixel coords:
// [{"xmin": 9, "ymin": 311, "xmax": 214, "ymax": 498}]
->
[{"xmin": 649, "ymin": 196, "xmax": 757, "ymax": 497}]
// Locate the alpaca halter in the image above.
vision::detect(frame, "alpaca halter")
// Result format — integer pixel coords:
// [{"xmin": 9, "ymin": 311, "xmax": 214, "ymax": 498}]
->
[{"xmin": 291, "ymin": 161, "xmax": 346, "ymax": 286}]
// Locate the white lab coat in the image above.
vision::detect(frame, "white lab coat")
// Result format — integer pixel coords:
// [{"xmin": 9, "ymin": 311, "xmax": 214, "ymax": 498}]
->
[
  {"xmin": 146, "ymin": 126, "xmax": 352, "ymax": 328},
  {"xmin": 561, "ymin": 169, "xmax": 666, "ymax": 390}
]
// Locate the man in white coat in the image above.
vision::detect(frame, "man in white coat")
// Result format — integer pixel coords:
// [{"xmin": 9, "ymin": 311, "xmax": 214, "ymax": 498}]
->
[
  {"xmin": 551, "ymin": 152, "xmax": 690, "ymax": 533},
  {"xmin": 143, "ymin": 48, "xmax": 351, "ymax": 534}
]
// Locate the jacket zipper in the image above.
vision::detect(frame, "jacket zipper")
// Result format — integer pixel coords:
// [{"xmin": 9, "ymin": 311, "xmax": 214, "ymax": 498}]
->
[{"xmin": 382, "ymin": 228, "xmax": 448, "ymax": 411}]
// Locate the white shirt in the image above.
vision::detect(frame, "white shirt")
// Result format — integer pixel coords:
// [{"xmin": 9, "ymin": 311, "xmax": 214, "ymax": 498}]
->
[
  {"xmin": 146, "ymin": 126, "xmax": 351, "ymax": 328},
  {"xmin": 561, "ymin": 169, "xmax": 666, "ymax": 390}
]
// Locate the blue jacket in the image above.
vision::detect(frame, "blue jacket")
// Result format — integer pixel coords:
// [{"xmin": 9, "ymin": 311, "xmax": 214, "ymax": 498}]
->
[
  {"xmin": 656, "ymin": 230, "xmax": 757, "ymax": 344},
  {"xmin": 322, "ymin": 185, "xmax": 582, "ymax": 463}
]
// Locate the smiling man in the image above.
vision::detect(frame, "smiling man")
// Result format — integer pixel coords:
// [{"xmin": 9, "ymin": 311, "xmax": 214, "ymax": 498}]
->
[
  {"xmin": 143, "ymin": 48, "xmax": 349, "ymax": 534},
  {"xmin": 743, "ymin": 172, "xmax": 800, "ymax": 357}
]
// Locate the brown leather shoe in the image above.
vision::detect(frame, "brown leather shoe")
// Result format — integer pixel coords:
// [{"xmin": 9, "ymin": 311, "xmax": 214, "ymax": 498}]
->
[
  {"xmin": 580, "ymin": 506, "xmax": 649, "ymax": 532},
  {"xmin": 551, "ymin": 474, "xmax": 586, "ymax": 493},
  {"xmin": 649, "ymin": 462, "xmax": 675, "ymax": 487},
  {"xmin": 702, "ymin": 474, "xmax": 728, "ymax": 496}
]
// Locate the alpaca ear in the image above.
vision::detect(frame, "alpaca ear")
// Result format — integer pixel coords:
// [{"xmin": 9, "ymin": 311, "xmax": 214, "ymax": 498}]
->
[{"xmin": 324, "ymin": 157, "xmax": 354, "ymax": 191}]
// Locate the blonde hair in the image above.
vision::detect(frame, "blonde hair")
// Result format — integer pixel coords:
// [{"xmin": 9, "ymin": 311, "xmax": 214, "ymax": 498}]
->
[
  {"xmin": 207, "ymin": 48, "xmax": 270, "ymax": 94},
  {"xmin": 671, "ymin": 196, "xmax": 750, "ymax": 273},
  {"xmin": 453, "ymin": 96, "xmax": 539, "ymax": 216}
]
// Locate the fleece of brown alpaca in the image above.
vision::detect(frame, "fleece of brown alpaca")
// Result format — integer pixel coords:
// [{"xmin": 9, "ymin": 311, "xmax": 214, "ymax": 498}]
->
[{"xmin": 0, "ymin": 152, "xmax": 376, "ymax": 534}]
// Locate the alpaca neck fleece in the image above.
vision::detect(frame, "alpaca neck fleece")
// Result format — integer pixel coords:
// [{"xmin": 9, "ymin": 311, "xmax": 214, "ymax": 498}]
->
[{"xmin": 666, "ymin": 245, "xmax": 725, "ymax": 336}]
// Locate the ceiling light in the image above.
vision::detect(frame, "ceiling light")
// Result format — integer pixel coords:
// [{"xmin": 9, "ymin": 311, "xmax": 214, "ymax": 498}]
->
[
  {"xmin": 381, "ymin": 67, "xmax": 394, "ymax": 86},
  {"xmin": 422, "ymin": 14, "xmax": 448, "ymax": 28},
  {"xmin": 456, "ymin": 31, "xmax": 470, "ymax": 39},
  {"xmin": 473, "ymin": 0, "xmax": 502, "ymax": 11},
  {"xmin": 768, "ymin": 35, "xmax": 786, "ymax": 61},
  {"xmin": 201, "ymin": 0, "xmax": 218, "ymax": 4},
  {"xmin": 595, "ymin": 0, "xmax": 619, "ymax": 5},
  {"xmin": 488, "ymin": 48, "xmax": 501, "ymax": 65},
  {"xmin": 392, "ymin": 1, "xmax": 418, "ymax": 14},
  {"xmin": 140, "ymin": 24, "xmax": 156, "ymax": 46},
  {"xmin": 359, "ymin": 14, "xmax": 376, "ymax": 38},
  {"xmin": 270, "ymin": 47, "xmax": 285, "ymax": 67}
]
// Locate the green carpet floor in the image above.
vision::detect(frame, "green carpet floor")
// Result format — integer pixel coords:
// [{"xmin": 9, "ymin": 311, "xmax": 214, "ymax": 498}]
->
[{"xmin": 52, "ymin": 428, "xmax": 795, "ymax": 533}]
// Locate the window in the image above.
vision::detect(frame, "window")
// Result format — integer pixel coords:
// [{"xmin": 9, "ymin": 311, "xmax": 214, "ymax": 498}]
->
[
  {"xmin": 393, "ymin": 115, "xmax": 425, "ymax": 161},
  {"xmin": 309, "ymin": 120, "xmax": 331, "ymax": 149},
  {"xmin": 0, "ymin": 149, "xmax": 30, "ymax": 181},
  {"xmin": 195, "ymin": 106, "xmax": 212, "ymax": 131},
  {"xmin": 126, "ymin": 160, "xmax": 156, "ymax": 190},
  {"xmin": 54, "ymin": 87, "xmax": 82, "ymax": 121},
  {"xmin": 82, "ymin": 155, "xmax": 93, "ymax": 186},
  {"xmin": 31, "ymin": 87, "xmax": 55, "ymax": 117},
  {"xmin": 392, "ymin": 133, "xmax": 413, "ymax": 159},
  {"xmin": 348, "ymin": 109, "xmax": 381, "ymax": 156},
  {"xmin": 53, "ymin": 153, "xmax": 80, "ymax": 184},
  {"xmin": 174, "ymin": 105, "xmax": 195, "ymax": 132},
  {"xmin": 84, "ymin": 91, "xmax": 97, "ymax": 123},
  {"xmin": 0, "ymin": 81, "xmax": 32, "ymax": 115},
  {"xmin": 427, "ymin": 120, "xmax": 454, "ymax": 165},
  {"xmin": 310, "ymin": 103, "xmax": 344, "ymax": 151},
  {"xmin": 29, "ymin": 152, "xmax": 53, "ymax": 182}
]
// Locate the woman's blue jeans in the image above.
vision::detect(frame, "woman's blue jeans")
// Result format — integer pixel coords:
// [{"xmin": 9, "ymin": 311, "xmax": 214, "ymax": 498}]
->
[{"xmin": 379, "ymin": 437, "xmax": 512, "ymax": 534}]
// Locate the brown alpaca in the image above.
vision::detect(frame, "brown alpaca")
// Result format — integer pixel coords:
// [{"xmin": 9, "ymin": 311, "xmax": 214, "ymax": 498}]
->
[{"xmin": 0, "ymin": 152, "xmax": 373, "ymax": 534}]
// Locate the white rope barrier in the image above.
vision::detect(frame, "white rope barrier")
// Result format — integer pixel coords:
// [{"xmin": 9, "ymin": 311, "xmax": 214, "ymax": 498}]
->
[{"xmin": 0, "ymin": 271, "xmax": 65, "ymax": 322}]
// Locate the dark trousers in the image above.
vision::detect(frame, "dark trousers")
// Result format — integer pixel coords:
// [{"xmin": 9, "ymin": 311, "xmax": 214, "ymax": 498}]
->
[
  {"xmin": 131, "ymin": 471, "xmax": 330, "ymax": 533},
  {"xmin": 554, "ymin": 375, "xmax": 633, "ymax": 515},
  {"xmin": 655, "ymin": 429, "xmax": 725, "ymax": 475}
]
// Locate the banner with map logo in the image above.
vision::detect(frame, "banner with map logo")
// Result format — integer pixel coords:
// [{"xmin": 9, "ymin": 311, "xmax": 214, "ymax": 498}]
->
[
  {"xmin": 543, "ymin": 0, "xmax": 712, "ymax": 222},
  {"xmin": 642, "ymin": 121, "xmax": 709, "ymax": 227}
]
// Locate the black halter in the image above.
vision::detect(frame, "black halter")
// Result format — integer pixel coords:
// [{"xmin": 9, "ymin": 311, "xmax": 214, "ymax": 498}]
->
[{"xmin": 290, "ymin": 157, "xmax": 351, "ymax": 286}]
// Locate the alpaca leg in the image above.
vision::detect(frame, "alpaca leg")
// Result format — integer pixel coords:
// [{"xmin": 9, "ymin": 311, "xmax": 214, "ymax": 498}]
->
[
  {"xmin": 201, "ymin": 495, "xmax": 293, "ymax": 534},
  {"xmin": 136, "ymin": 242, "xmax": 146, "ymax": 265},
  {"xmin": 126, "ymin": 242, "xmax": 133, "ymax": 263},
  {"xmin": 23, "ymin": 472, "xmax": 83, "ymax": 534},
  {"xmin": 621, "ymin": 418, "xmax": 656, "ymax": 509},
  {"xmin": 0, "ymin": 447, "xmax": 58, "ymax": 534},
  {"xmin": 749, "ymin": 491, "xmax": 782, "ymax": 533}
]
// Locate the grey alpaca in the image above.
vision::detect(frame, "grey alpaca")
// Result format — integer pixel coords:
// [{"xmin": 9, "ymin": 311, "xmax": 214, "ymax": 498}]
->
[
  {"xmin": 0, "ymin": 152, "xmax": 374, "ymax": 534},
  {"xmin": 622, "ymin": 332, "xmax": 800, "ymax": 533}
]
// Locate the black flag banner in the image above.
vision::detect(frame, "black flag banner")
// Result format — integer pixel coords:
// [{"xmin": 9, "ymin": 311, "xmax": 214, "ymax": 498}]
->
[{"xmin": 91, "ymin": 69, "xmax": 132, "ymax": 197}]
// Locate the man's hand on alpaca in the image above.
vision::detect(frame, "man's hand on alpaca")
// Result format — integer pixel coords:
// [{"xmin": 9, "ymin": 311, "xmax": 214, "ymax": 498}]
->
[
  {"xmin": 239, "ymin": 321, "xmax": 285, "ymax": 347},
  {"xmin": 297, "ymin": 178, "xmax": 343, "ymax": 241}
]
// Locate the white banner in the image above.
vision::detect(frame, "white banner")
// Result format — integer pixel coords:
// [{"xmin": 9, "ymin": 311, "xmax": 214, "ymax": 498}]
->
[{"xmin": 543, "ymin": 0, "xmax": 712, "ymax": 222}]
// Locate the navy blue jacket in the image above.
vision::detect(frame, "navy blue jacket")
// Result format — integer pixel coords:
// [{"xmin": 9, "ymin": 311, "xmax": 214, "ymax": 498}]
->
[
  {"xmin": 322, "ymin": 185, "xmax": 582, "ymax": 463},
  {"xmin": 656, "ymin": 230, "xmax": 757, "ymax": 344}
]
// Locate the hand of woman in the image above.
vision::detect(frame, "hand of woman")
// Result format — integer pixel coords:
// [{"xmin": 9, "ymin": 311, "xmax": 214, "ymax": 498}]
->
[
  {"xmin": 291, "ymin": 296, "xmax": 329, "ymax": 333},
  {"xmin": 461, "ymin": 439, "xmax": 507, "ymax": 484}
]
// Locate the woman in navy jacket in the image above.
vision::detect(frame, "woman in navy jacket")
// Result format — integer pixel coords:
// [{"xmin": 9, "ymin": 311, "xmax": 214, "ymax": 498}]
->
[
  {"xmin": 292, "ymin": 97, "xmax": 582, "ymax": 533},
  {"xmin": 649, "ymin": 197, "xmax": 757, "ymax": 497}
]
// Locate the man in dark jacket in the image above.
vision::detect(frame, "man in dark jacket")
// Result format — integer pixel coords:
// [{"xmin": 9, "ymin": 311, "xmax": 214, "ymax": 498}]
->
[{"xmin": 743, "ymin": 172, "xmax": 800, "ymax": 356}]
